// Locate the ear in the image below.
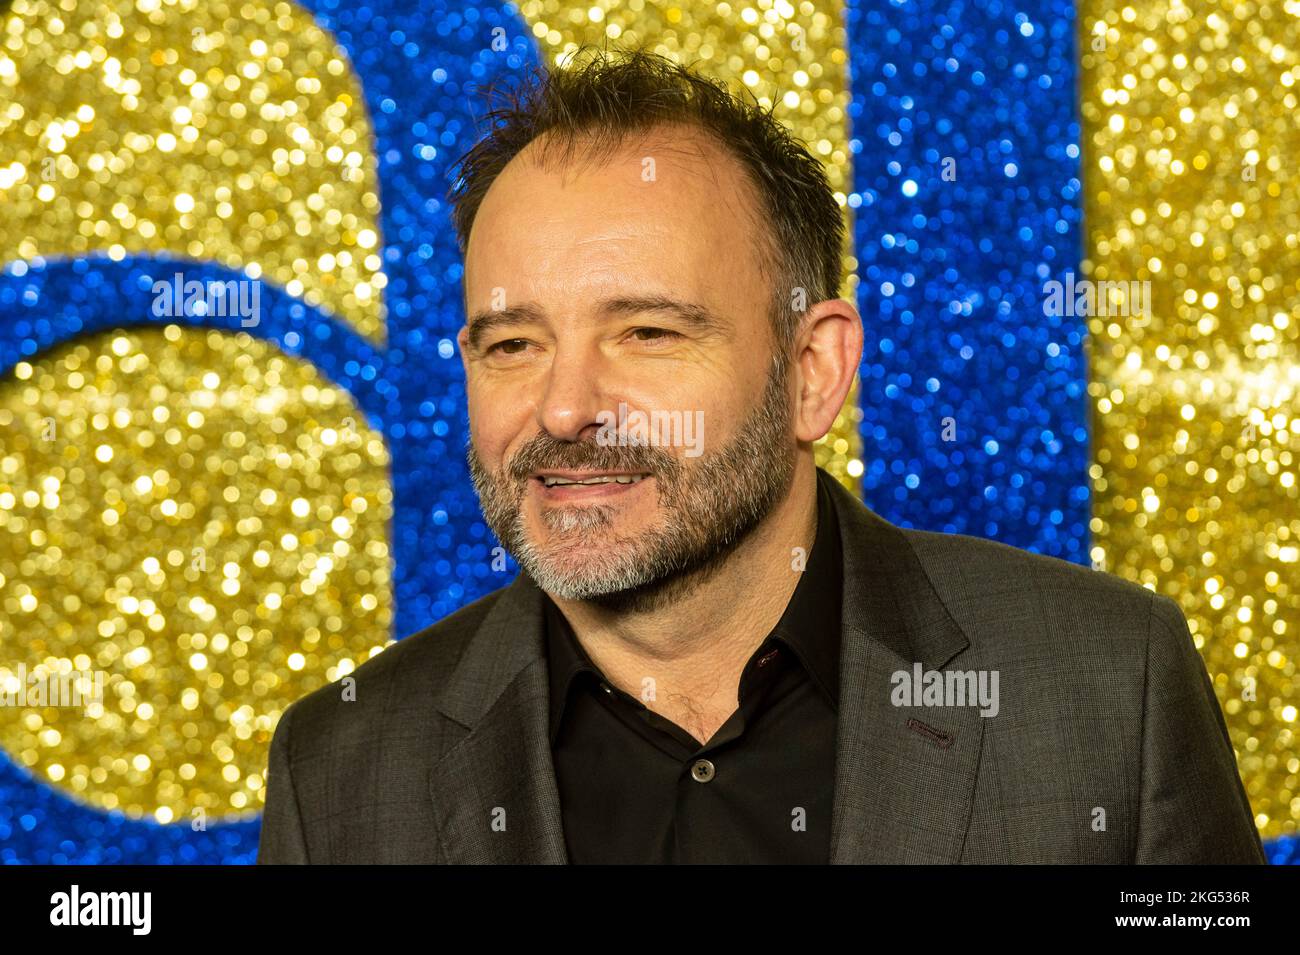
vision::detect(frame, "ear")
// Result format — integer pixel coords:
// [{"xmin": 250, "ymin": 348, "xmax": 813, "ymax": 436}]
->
[{"xmin": 791, "ymin": 297, "xmax": 864, "ymax": 444}]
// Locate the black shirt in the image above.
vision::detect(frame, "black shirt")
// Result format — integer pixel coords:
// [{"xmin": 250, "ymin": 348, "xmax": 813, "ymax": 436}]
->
[{"xmin": 545, "ymin": 476, "xmax": 843, "ymax": 864}]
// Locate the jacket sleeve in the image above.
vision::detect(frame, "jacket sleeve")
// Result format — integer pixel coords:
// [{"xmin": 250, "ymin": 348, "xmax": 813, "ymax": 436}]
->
[
  {"xmin": 1134, "ymin": 593, "xmax": 1266, "ymax": 863},
  {"xmin": 257, "ymin": 701, "xmax": 312, "ymax": 864}
]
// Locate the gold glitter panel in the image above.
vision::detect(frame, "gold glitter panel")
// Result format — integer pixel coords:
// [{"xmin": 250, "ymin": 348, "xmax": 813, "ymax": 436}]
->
[
  {"xmin": 514, "ymin": 0, "xmax": 863, "ymax": 490},
  {"xmin": 0, "ymin": 0, "xmax": 388, "ymax": 343},
  {"xmin": 0, "ymin": 326, "xmax": 393, "ymax": 820},
  {"xmin": 1082, "ymin": 0, "xmax": 1300, "ymax": 839}
]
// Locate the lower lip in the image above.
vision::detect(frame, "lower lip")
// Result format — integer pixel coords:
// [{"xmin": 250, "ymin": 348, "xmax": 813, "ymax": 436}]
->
[{"xmin": 532, "ymin": 475, "xmax": 653, "ymax": 502}]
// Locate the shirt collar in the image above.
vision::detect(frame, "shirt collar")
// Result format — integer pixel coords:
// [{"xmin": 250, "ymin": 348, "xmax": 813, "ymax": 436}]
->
[
  {"xmin": 544, "ymin": 473, "xmax": 843, "ymax": 744},
  {"xmin": 767, "ymin": 472, "xmax": 843, "ymax": 711}
]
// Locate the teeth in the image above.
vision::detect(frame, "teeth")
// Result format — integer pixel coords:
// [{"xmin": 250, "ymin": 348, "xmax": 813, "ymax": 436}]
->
[{"xmin": 542, "ymin": 474, "xmax": 646, "ymax": 487}]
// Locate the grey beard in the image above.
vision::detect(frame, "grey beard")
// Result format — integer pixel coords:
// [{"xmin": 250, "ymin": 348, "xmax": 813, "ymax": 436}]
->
[{"xmin": 466, "ymin": 351, "xmax": 795, "ymax": 615}]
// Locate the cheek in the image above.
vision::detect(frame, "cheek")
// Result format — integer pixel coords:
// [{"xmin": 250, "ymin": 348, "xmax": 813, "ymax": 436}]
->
[
  {"xmin": 626, "ymin": 362, "xmax": 729, "ymax": 411},
  {"xmin": 468, "ymin": 384, "xmax": 531, "ymax": 461}
]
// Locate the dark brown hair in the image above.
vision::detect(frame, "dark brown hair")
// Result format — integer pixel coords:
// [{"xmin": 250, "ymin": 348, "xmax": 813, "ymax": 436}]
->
[{"xmin": 447, "ymin": 45, "xmax": 844, "ymax": 358}]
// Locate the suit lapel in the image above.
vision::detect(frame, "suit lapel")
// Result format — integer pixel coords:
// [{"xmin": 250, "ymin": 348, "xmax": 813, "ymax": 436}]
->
[
  {"xmin": 428, "ymin": 571, "xmax": 568, "ymax": 864},
  {"xmin": 819, "ymin": 470, "xmax": 986, "ymax": 863},
  {"xmin": 428, "ymin": 468, "xmax": 986, "ymax": 864}
]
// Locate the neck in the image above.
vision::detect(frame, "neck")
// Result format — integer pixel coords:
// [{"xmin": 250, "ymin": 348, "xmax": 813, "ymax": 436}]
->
[{"xmin": 546, "ymin": 456, "xmax": 820, "ymax": 743}]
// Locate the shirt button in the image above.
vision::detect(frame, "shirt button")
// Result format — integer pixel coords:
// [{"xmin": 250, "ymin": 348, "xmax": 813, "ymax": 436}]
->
[
  {"xmin": 690, "ymin": 759, "xmax": 715, "ymax": 783},
  {"xmin": 756, "ymin": 649, "xmax": 780, "ymax": 668},
  {"xmin": 599, "ymin": 682, "xmax": 613, "ymax": 695}
]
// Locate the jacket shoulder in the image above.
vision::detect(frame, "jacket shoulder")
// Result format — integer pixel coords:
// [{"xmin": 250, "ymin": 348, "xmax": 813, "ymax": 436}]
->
[
  {"xmin": 276, "ymin": 582, "xmax": 508, "ymax": 733},
  {"xmin": 259, "ymin": 583, "xmax": 515, "ymax": 863},
  {"xmin": 899, "ymin": 525, "xmax": 1161, "ymax": 637},
  {"xmin": 894, "ymin": 526, "xmax": 1259, "ymax": 863}
]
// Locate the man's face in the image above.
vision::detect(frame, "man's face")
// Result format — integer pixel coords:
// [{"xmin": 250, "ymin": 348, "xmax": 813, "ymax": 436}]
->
[{"xmin": 460, "ymin": 126, "xmax": 798, "ymax": 611}]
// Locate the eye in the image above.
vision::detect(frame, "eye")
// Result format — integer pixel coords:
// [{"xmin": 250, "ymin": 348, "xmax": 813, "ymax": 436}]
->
[
  {"xmin": 629, "ymin": 327, "xmax": 680, "ymax": 343},
  {"xmin": 485, "ymin": 338, "xmax": 530, "ymax": 356}
]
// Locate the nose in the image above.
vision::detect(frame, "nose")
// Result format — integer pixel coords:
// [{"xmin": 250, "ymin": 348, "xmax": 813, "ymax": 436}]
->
[{"xmin": 535, "ymin": 344, "xmax": 610, "ymax": 443}]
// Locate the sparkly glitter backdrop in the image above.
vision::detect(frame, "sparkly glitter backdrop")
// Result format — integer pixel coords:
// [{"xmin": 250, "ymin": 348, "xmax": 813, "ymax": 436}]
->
[{"xmin": 0, "ymin": 0, "xmax": 1294, "ymax": 863}]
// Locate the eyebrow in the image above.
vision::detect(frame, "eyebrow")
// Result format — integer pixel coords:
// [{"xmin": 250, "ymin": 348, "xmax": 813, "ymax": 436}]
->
[{"xmin": 464, "ymin": 295, "xmax": 729, "ymax": 353}]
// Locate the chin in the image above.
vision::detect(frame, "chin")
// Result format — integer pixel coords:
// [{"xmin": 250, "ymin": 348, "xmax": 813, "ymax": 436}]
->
[
  {"xmin": 528, "ymin": 506, "xmax": 655, "ymax": 540},
  {"xmin": 531, "ymin": 546, "xmax": 649, "ymax": 589}
]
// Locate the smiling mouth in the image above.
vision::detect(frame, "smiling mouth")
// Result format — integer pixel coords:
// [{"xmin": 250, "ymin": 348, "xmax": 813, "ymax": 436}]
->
[{"xmin": 535, "ymin": 472, "xmax": 651, "ymax": 488}]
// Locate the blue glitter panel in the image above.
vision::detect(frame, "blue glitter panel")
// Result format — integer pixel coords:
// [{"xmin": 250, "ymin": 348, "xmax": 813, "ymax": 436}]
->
[{"xmin": 846, "ymin": 0, "xmax": 1088, "ymax": 560}]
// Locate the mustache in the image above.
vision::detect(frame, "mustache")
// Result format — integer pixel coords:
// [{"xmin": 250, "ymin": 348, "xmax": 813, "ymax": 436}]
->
[{"xmin": 504, "ymin": 435, "xmax": 680, "ymax": 483}]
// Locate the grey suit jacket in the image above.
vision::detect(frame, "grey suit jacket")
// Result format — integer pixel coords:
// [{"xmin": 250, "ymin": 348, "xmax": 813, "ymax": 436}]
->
[{"xmin": 257, "ymin": 466, "xmax": 1265, "ymax": 864}]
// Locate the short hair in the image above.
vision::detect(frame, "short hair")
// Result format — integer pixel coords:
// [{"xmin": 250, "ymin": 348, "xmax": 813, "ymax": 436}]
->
[{"xmin": 447, "ymin": 45, "xmax": 844, "ymax": 359}]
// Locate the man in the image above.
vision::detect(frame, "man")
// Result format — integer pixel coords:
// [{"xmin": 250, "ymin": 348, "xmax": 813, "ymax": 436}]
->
[{"xmin": 257, "ymin": 48, "xmax": 1264, "ymax": 864}]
